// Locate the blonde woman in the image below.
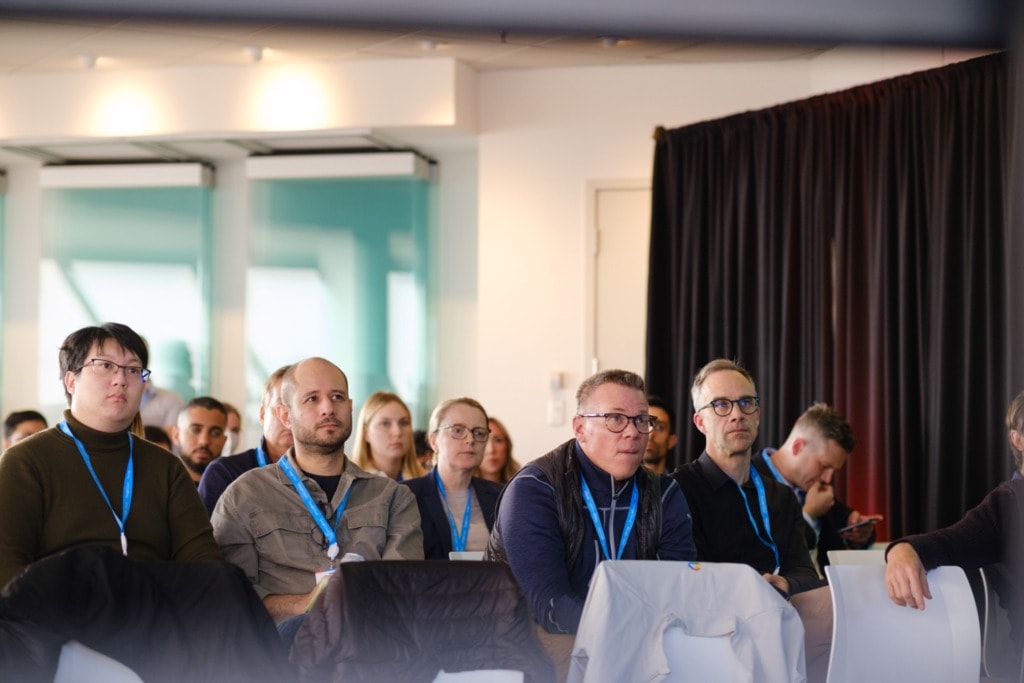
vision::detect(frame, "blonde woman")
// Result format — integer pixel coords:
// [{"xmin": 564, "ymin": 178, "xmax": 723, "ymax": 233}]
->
[
  {"xmin": 475, "ymin": 417, "xmax": 521, "ymax": 485},
  {"xmin": 401, "ymin": 398, "xmax": 502, "ymax": 559},
  {"xmin": 353, "ymin": 391, "xmax": 424, "ymax": 481}
]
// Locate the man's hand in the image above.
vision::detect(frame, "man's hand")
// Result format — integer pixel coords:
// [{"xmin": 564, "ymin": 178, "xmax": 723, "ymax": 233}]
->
[
  {"xmin": 885, "ymin": 542, "xmax": 932, "ymax": 610},
  {"xmin": 263, "ymin": 590, "xmax": 317, "ymax": 622},
  {"xmin": 803, "ymin": 481, "xmax": 835, "ymax": 518},
  {"xmin": 839, "ymin": 510, "xmax": 882, "ymax": 546},
  {"xmin": 762, "ymin": 572, "xmax": 790, "ymax": 596}
]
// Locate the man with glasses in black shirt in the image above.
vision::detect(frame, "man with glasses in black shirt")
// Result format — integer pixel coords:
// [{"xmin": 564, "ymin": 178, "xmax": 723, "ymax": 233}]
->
[{"xmin": 673, "ymin": 358, "xmax": 832, "ymax": 683}]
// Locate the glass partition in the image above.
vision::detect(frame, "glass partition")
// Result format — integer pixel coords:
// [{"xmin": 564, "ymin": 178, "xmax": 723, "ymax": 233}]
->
[
  {"xmin": 38, "ymin": 187, "xmax": 212, "ymax": 418},
  {"xmin": 247, "ymin": 176, "xmax": 434, "ymax": 426}
]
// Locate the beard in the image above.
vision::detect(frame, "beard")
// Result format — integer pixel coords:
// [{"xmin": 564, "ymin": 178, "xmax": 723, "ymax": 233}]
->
[
  {"xmin": 643, "ymin": 451, "xmax": 665, "ymax": 465},
  {"xmin": 292, "ymin": 419, "xmax": 351, "ymax": 456},
  {"xmin": 182, "ymin": 449, "xmax": 212, "ymax": 474}
]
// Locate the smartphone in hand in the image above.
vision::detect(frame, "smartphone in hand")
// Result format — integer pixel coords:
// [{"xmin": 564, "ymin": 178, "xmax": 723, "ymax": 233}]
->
[{"xmin": 837, "ymin": 517, "xmax": 881, "ymax": 534}]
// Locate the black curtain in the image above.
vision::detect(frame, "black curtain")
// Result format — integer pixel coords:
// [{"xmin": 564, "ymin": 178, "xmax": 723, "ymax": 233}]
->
[{"xmin": 647, "ymin": 52, "xmax": 1016, "ymax": 538}]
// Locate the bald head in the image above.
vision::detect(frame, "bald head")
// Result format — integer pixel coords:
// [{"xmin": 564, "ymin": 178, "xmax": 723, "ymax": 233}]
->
[{"xmin": 278, "ymin": 357, "xmax": 353, "ymax": 459}]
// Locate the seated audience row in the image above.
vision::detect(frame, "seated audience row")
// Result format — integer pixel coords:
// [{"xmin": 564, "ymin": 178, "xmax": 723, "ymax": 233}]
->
[{"xmin": 3, "ymin": 320, "xmax": 1020, "ymax": 682}]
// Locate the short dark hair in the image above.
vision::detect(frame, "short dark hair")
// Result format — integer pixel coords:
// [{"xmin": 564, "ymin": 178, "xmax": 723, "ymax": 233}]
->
[
  {"xmin": 794, "ymin": 402, "xmax": 856, "ymax": 452},
  {"xmin": 178, "ymin": 396, "xmax": 228, "ymax": 422},
  {"xmin": 646, "ymin": 395, "xmax": 675, "ymax": 434},
  {"xmin": 690, "ymin": 358, "xmax": 756, "ymax": 411},
  {"xmin": 143, "ymin": 425, "xmax": 172, "ymax": 448},
  {"xmin": 3, "ymin": 410, "xmax": 47, "ymax": 440},
  {"xmin": 575, "ymin": 369, "xmax": 646, "ymax": 411},
  {"xmin": 59, "ymin": 323, "xmax": 149, "ymax": 404}
]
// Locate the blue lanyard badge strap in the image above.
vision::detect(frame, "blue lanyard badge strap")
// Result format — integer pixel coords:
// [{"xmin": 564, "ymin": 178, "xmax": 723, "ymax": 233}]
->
[
  {"xmin": 581, "ymin": 474, "xmax": 639, "ymax": 561},
  {"xmin": 435, "ymin": 469, "xmax": 473, "ymax": 553},
  {"xmin": 59, "ymin": 420, "xmax": 134, "ymax": 556},
  {"xmin": 735, "ymin": 466, "xmax": 781, "ymax": 573},
  {"xmin": 279, "ymin": 457, "xmax": 351, "ymax": 560}
]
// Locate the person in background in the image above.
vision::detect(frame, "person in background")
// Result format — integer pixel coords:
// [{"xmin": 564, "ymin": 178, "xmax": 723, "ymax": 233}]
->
[
  {"xmin": 643, "ymin": 395, "xmax": 677, "ymax": 475},
  {"xmin": 171, "ymin": 397, "xmax": 229, "ymax": 485},
  {"xmin": 138, "ymin": 340, "xmax": 186, "ymax": 437},
  {"xmin": 353, "ymin": 391, "xmax": 424, "ymax": 481},
  {"xmin": 403, "ymin": 398, "xmax": 502, "ymax": 559},
  {"xmin": 144, "ymin": 425, "xmax": 173, "ymax": 451},
  {"xmin": 211, "ymin": 357, "xmax": 422, "ymax": 634},
  {"xmin": 752, "ymin": 402, "xmax": 878, "ymax": 570},
  {"xmin": 413, "ymin": 429, "xmax": 432, "ymax": 469},
  {"xmin": 198, "ymin": 366, "xmax": 293, "ymax": 516},
  {"xmin": 3, "ymin": 410, "xmax": 48, "ymax": 451},
  {"xmin": 221, "ymin": 401, "xmax": 242, "ymax": 456},
  {"xmin": 1005, "ymin": 389, "xmax": 1024, "ymax": 479},
  {"xmin": 0, "ymin": 322, "xmax": 221, "ymax": 588},
  {"xmin": 476, "ymin": 416, "xmax": 521, "ymax": 485}
]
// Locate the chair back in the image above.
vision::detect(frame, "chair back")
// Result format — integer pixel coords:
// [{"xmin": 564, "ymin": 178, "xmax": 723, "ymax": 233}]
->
[
  {"xmin": 568, "ymin": 560, "xmax": 805, "ymax": 683},
  {"xmin": 825, "ymin": 563, "xmax": 980, "ymax": 683},
  {"xmin": 54, "ymin": 641, "xmax": 144, "ymax": 683},
  {"xmin": 826, "ymin": 549, "xmax": 885, "ymax": 565},
  {"xmin": 293, "ymin": 560, "xmax": 553, "ymax": 683}
]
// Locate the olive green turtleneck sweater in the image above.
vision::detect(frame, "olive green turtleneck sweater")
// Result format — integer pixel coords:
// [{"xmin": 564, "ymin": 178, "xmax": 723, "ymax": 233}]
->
[{"xmin": 0, "ymin": 410, "xmax": 222, "ymax": 588}]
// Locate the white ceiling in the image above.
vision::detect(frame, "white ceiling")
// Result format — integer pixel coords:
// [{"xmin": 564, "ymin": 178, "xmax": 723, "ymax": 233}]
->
[
  {"xmin": 0, "ymin": 16, "xmax": 841, "ymax": 164},
  {"xmin": 0, "ymin": 16, "xmax": 833, "ymax": 74}
]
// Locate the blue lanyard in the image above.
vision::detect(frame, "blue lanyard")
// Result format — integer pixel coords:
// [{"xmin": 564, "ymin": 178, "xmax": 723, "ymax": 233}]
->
[
  {"xmin": 580, "ymin": 474, "xmax": 639, "ymax": 561},
  {"xmin": 759, "ymin": 448, "xmax": 787, "ymax": 486},
  {"xmin": 255, "ymin": 438, "xmax": 268, "ymax": 467},
  {"xmin": 278, "ymin": 456, "xmax": 351, "ymax": 560},
  {"xmin": 435, "ymin": 469, "xmax": 473, "ymax": 552},
  {"xmin": 735, "ymin": 465, "xmax": 780, "ymax": 573},
  {"xmin": 59, "ymin": 420, "xmax": 133, "ymax": 556}
]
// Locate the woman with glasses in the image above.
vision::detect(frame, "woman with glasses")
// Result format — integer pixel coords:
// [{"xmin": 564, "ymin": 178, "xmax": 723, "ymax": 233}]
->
[
  {"xmin": 475, "ymin": 417, "xmax": 521, "ymax": 485},
  {"xmin": 352, "ymin": 391, "xmax": 424, "ymax": 481},
  {"xmin": 401, "ymin": 398, "xmax": 502, "ymax": 559}
]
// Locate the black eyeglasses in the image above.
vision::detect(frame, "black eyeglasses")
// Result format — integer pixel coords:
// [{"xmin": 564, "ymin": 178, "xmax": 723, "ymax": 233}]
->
[
  {"xmin": 577, "ymin": 413, "xmax": 658, "ymax": 434},
  {"xmin": 78, "ymin": 358, "xmax": 151, "ymax": 384},
  {"xmin": 698, "ymin": 396, "xmax": 760, "ymax": 417}
]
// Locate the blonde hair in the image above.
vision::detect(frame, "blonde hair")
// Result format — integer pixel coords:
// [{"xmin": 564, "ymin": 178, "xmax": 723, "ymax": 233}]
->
[
  {"xmin": 473, "ymin": 416, "xmax": 521, "ymax": 484},
  {"xmin": 353, "ymin": 391, "xmax": 424, "ymax": 480}
]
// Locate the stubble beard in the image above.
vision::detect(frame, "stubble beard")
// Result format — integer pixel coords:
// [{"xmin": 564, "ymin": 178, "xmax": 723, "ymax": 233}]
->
[{"xmin": 294, "ymin": 423, "xmax": 350, "ymax": 457}]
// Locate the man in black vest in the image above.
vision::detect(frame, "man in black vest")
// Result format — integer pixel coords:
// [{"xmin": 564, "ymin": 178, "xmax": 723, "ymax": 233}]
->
[{"xmin": 487, "ymin": 369, "xmax": 696, "ymax": 677}]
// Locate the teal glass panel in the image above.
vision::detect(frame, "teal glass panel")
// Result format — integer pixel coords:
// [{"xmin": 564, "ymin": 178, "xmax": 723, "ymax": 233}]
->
[
  {"xmin": 247, "ymin": 177, "xmax": 435, "ymax": 425},
  {"xmin": 38, "ymin": 187, "xmax": 212, "ymax": 415}
]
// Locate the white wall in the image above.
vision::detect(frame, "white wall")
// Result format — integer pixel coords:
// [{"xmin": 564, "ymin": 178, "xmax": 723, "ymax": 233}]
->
[{"xmin": 0, "ymin": 46, "xmax": 983, "ymax": 454}]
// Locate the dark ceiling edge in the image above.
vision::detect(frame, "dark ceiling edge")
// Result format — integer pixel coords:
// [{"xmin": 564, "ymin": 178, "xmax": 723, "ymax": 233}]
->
[{"xmin": 0, "ymin": 0, "xmax": 1010, "ymax": 48}]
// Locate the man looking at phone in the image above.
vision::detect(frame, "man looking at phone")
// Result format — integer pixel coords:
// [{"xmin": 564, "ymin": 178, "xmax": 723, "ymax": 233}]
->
[{"xmin": 752, "ymin": 402, "xmax": 880, "ymax": 570}]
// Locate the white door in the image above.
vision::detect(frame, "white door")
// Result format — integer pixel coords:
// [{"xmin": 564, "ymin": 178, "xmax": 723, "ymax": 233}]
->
[{"xmin": 592, "ymin": 184, "xmax": 652, "ymax": 376}]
